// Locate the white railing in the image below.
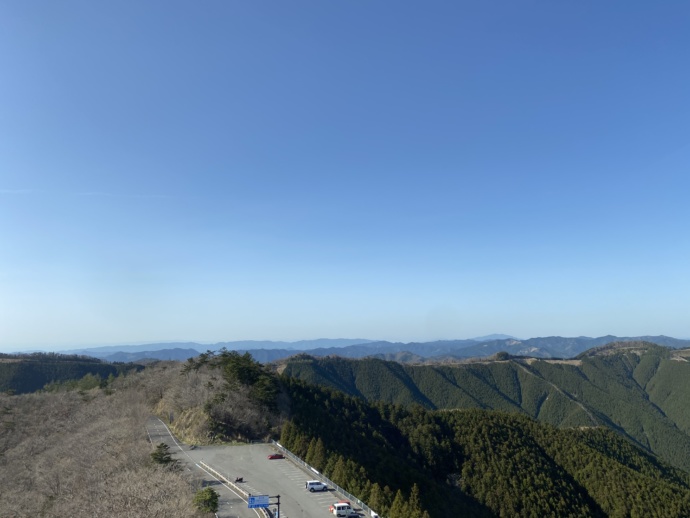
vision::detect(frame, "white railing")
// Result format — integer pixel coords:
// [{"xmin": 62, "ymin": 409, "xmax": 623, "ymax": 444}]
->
[{"xmin": 271, "ymin": 441, "xmax": 381, "ymax": 518}]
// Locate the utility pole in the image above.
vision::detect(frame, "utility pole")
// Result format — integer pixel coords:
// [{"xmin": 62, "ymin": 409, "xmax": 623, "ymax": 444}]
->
[{"xmin": 270, "ymin": 494, "xmax": 280, "ymax": 518}]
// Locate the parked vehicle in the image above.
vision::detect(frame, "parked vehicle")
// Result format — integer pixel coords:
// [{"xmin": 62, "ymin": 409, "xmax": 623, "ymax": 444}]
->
[
  {"xmin": 267, "ymin": 453, "xmax": 285, "ymax": 459},
  {"xmin": 329, "ymin": 500, "xmax": 352, "ymax": 512},
  {"xmin": 331, "ymin": 502, "xmax": 357, "ymax": 517},
  {"xmin": 305, "ymin": 480, "xmax": 328, "ymax": 492}
]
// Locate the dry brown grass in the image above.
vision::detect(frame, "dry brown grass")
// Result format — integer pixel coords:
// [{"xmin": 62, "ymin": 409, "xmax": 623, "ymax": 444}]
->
[{"xmin": 0, "ymin": 365, "xmax": 208, "ymax": 518}]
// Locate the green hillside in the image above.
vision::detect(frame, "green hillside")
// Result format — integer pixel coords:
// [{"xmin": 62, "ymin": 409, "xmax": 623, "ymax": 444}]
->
[
  {"xmin": 168, "ymin": 348, "xmax": 690, "ymax": 516},
  {"xmin": 281, "ymin": 377, "xmax": 690, "ymax": 517},
  {"xmin": 0, "ymin": 353, "xmax": 142, "ymax": 394},
  {"xmin": 280, "ymin": 344, "xmax": 690, "ymax": 472}
]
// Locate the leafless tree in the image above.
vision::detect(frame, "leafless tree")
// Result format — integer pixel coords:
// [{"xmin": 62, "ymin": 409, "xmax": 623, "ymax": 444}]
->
[{"xmin": 0, "ymin": 365, "xmax": 208, "ymax": 517}]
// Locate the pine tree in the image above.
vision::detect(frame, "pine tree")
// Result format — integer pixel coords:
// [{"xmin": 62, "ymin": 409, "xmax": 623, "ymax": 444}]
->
[
  {"xmin": 388, "ymin": 489, "xmax": 408, "ymax": 518},
  {"xmin": 368, "ymin": 482, "xmax": 384, "ymax": 515},
  {"xmin": 150, "ymin": 443, "xmax": 177, "ymax": 467},
  {"xmin": 305, "ymin": 438, "xmax": 318, "ymax": 466},
  {"xmin": 330, "ymin": 455, "xmax": 347, "ymax": 485},
  {"xmin": 408, "ymin": 483, "xmax": 423, "ymax": 518},
  {"xmin": 311, "ymin": 438, "xmax": 327, "ymax": 471}
]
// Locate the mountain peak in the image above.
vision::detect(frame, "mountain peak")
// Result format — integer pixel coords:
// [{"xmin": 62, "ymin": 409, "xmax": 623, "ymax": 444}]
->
[{"xmin": 471, "ymin": 334, "xmax": 518, "ymax": 342}]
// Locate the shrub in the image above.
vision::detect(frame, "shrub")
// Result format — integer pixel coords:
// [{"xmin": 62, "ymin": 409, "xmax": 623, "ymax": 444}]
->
[{"xmin": 193, "ymin": 487, "xmax": 219, "ymax": 513}]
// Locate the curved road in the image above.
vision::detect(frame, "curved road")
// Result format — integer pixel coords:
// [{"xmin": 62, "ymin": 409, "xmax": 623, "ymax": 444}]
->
[
  {"xmin": 146, "ymin": 417, "xmax": 360, "ymax": 518},
  {"xmin": 146, "ymin": 416, "xmax": 262, "ymax": 518}
]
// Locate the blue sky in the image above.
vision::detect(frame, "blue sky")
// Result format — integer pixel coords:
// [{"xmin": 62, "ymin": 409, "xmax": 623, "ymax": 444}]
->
[{"xmin": 2, "ymin": 1, "xmax": 690, "ymax": 350}]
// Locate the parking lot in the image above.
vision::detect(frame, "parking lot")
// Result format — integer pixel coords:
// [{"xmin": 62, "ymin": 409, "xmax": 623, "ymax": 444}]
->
[
  {"xmin": 148, "ymin": 417, "xmax": 362, "ymax": 518},
  {"xmin": 189, "ymin": 441, "xmax": 356, "ymax": 518}
]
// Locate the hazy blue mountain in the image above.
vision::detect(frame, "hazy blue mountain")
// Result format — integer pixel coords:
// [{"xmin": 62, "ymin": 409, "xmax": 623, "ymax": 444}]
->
[
  {"xmin": 471, "ymin": 334, "xmax": 518, "ymax": 341},
  {"xmin": 60, "ymin": 335, "xmax": 690, "ymax": 364},
  {"xmin": 246, "ymin": 336, "xmax": 690, "ymax": 363},
  {"xmin": 242, "ymin": 340, "xmax": 483, "ymax": 362},
  {"xmin": 101, "ymin": 348, "xmax": 201, "ymax": 362},
  {"xmin": 61, "ymin": 342, "xmax": 204, "ymax": 357},
  {"xmin": 465, "ymin": 335, "xmax": 690, "ymax": 358},
  {"xmin": 239, "ymin": 336, "xmax": 690, "ymax": 363},
  {"xmin": 322, "ymin": 336, "xmax": 690, "ymax": 362},
  {"xmin": 212, "ymin": 338, "xmax": 373, "ymax": 350},
  {"xmin": 62, "ymin": 338, "xmax": 375, "ymax": 358}
]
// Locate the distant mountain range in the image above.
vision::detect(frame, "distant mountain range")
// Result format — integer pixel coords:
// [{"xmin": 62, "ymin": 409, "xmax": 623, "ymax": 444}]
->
[{"xmin": 58, "ymin": 335, "xmax": 690, "ymax": 363}]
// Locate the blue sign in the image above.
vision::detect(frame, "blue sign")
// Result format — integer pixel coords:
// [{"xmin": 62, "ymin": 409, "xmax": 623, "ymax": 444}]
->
[{"xmin": 248, "ymin": 495, "xmax": 270, "ymax": 508}]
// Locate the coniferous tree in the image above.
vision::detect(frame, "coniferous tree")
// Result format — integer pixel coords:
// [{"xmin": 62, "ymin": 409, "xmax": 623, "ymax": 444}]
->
[
  {"xmin": 408, "ymin": 483, "xmax": 423, "ymax": 518},
  {"xmin": 388, "ymin": 489, "xmax": 408, "ymax": 518},
  {"xmin": 311, "ymin": 437, "xmax": 327, "ymax": 471},
  {"xmin": 150, "ymin": 443, "xmax": 176, "ymax": 467},
  {"xmin": 193, "ymin": 487, "xmax": 219, "ymax": 513},
  {"xmin": 305, "ymin": 438, "xmax": 318, "ymax": 466},
  {"xmin": 367, "ymin": 483, "xmax": 385, "ymax": 515}
]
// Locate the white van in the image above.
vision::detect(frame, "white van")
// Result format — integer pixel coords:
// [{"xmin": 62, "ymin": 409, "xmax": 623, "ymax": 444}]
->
[
  {"xmin": 305, "ymin": 480, "xmax": 328, "ymax": 492},
  {"xmin": 332, "ymin": 502, "xmax": 357, "ymax": 517}
]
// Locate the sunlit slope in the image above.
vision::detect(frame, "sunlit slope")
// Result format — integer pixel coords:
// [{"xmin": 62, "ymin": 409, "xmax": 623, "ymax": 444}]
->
[
  {"xmin": 282, "ymin": 355, "xmax": 606, "ymax": 427},
  {"xmin": 280, "ymin": 344, "xmax": 690, "ymax": 472},
  {"xmin": 281, "ymin": 378, "xmax": 690, "ymax": 517}
]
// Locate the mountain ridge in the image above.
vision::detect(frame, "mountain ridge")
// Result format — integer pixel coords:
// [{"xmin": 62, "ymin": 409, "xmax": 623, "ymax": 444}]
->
[
  {"xmin": 54, "ymin": 335, "xmax": 690, "ymax": 363},
  {"xmin": 278, "ymin": 343, "xmax": 690, "ymax": 473}
]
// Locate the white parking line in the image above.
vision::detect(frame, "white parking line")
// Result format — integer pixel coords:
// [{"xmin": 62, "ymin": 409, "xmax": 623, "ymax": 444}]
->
[{"xmin": 147, "ymin": 417, "xmax": 264, "ymax": 518}]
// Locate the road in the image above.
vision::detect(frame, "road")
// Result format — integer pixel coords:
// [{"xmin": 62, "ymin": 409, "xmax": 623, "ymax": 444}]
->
[
  {"xmin": 147, "ymin": 416, "xmax": 263, "ymax": 518},
  {"xmin": 146, "ymin": 417, "xmax": 360, "ymax": 518}
]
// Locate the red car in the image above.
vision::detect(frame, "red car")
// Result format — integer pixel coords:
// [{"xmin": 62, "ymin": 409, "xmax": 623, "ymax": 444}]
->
[{"xmin": 267, "ymin": 453, "xmax": 285, "ymax": 460}]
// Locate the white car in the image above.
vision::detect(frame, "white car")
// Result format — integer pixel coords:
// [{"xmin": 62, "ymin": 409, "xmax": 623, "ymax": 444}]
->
[
  {"xmin": 305, "ymin": 480, "xmax": 328, "ymax": 492},
  {"xmin": 331, "ymin": 502, "xmax": 357, "ymax": 517}
]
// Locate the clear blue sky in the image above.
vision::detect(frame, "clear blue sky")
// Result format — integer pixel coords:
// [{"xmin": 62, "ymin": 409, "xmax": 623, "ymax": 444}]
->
[{"xmin": 2, "ymin": 1, "xmax": 690, "ymax": 350}]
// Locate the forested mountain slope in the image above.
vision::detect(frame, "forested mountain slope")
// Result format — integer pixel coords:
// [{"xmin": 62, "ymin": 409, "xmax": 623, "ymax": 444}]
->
[
  {"xmin": 279, "ymin": 343, "xmax": 690, "ymax": 472},
  {"xmin": 170, "ymin": 350, "xmax": 690, "ymax": 517},
  {"xmin": 281, "ymin": 378, "xmax": 690, "ymax": 518},
  {"xmin": 0, "ymin": 353, "xmax": 143, "ymax": 394}
]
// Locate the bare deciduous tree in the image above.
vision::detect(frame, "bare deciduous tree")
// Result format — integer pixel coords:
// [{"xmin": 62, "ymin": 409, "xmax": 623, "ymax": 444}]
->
[{"xmin": 0, "ymin": 364, "xmax": 208, "ymax": 517}]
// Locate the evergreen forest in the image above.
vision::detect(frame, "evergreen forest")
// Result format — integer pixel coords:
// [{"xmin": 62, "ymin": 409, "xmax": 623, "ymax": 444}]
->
[{"xmin": 280, "ymin": 342, "xmax": 690, "ymax": 472}]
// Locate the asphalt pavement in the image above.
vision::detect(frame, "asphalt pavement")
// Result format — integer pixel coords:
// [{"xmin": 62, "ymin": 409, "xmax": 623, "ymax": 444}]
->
[
  {"xmin": 146, "ymin": 416, "xmax": 360, "ymax": 518},
  {"xmin": 146, "ymin": 416, "xmax": 264, "ymax": 518}
]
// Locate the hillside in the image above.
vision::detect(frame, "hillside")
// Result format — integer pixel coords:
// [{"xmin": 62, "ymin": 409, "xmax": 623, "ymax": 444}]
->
[
  {"xmin": 279, "ymin": 343, "xmax": 690, "ymax": 472},
  {"xmin": 0, "ymin": 363, "xmax": 208, "ymax": 517},
  {"xmin": 281, "ymin": 377, "xmax": 690, "ymax": 517},
  {"xmin": 6, "ymin": 348, "xmax": 690, "ymax": 516},
  {"xmin": 167, "ymin": 349, "xmax": 690, "ymax": 516},
  {"xmin": 102, "ymin": 348, "xmax": 201, "ymax": 363},
  {"xmin": 0, "ymin": 353, "xmax": 143, "ymax": 394}
]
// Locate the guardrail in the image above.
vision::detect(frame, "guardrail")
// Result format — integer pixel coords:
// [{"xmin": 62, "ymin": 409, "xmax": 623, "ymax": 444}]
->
[
  {"xmin": 199, "ymin": 461, "xmax": 272, "ymax": 518},
  {"xmin": 271, "ymin": 441, "xmax": 381, "ymax": 518}
]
